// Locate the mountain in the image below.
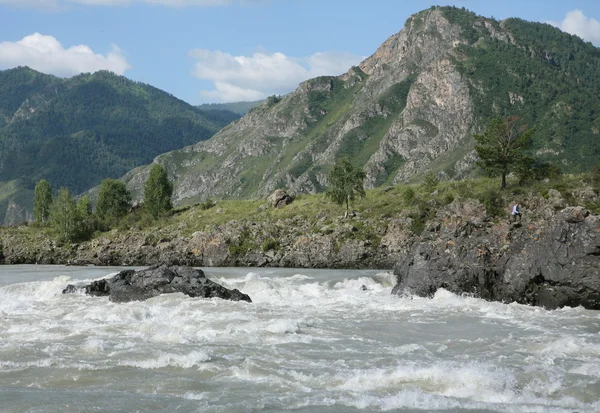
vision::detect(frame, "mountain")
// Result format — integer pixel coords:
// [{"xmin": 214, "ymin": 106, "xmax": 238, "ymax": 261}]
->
[
  {"xmin": 118, "ymin": 6, "xmax": 600, "ymax": 207},
  {"xmin": 197, "ymin": 100, "xmax": 264, "ymax": 116},
  {"xmin": 0, "ymin": 67, "xmax": 240, "ymax": 225}
]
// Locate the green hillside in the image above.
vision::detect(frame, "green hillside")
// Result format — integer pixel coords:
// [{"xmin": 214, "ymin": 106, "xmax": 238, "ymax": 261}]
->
[
  {"xmin": 120, "ymin": 6, "xmax": 600, "ymax": 206},
  {"xmin": 0, "ymin": 67, "xmax": 239, "ymax": 224},
  {"xmin": 440, "ymin": 8, "xmax": 600, "ymax": 171}
]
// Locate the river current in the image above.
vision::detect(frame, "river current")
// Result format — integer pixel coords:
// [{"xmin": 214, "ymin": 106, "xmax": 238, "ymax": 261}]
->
[{"xmin": 0, "ymin": 265, "xmax": 599, "ymax": 413}]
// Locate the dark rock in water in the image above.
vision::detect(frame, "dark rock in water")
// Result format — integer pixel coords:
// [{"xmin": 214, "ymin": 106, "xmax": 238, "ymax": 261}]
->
[
  {"xmin": 63, "ymin": 264, "xmax": 252, "ymax": 303},
  {"xmin": 392, "ymin": 205, "xmax": 600, "ymax": 310}
]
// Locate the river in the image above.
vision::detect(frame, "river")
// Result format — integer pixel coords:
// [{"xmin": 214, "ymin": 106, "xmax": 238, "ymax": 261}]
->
[{"xmin": 1, "ymin": 265, "xmax": 599, "ymax": 412}]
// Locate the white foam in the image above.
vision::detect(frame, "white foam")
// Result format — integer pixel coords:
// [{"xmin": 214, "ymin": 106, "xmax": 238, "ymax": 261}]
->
[{"xmin": 120, "ymin": 350, "xmax": 211, "ymax": 369}]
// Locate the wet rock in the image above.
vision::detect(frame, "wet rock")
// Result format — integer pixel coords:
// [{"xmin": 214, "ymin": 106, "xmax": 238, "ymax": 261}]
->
[
  {"xmin": 63, "ymin": 264, "xmax": 252, "ymax": 303},
  {"xmin": 392, "ymin": 206, "xmax": 600, "ymax": 310}
]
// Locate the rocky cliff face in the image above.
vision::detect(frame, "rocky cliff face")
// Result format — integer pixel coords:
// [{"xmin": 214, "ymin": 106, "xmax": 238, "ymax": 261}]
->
[
  {"xmin": 119, "ymin": 6, "xmax": 600, "ymax": 206},
  {"xmin": 391, "ymin": 203, "xmax": 600, "ymax": 309}
]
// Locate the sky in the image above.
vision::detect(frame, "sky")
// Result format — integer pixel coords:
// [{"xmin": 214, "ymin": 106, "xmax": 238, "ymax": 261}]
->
[{"xmin": 0, "ymin": 0, "xmax": 599, "ymax": 105}]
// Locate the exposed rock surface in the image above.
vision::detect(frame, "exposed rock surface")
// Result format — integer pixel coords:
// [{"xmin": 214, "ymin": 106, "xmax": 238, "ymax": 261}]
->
[
  {"xmin": 267, "ymin": 189, "xmax": 294, "ymax": 208},
  {"xmin": 63, "ymin": 264, "xmax": 252, "ymax": 303},
  {"xmin": 392, "ymin": 203, "xmax": 600, "ymax": 309}
]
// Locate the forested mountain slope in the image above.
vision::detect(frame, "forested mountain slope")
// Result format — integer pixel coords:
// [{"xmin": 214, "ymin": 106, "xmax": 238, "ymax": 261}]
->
[
  {"xmin": 0, "ymin": 67, "xmax": 239, "ymax": 224},
  {"xmin": 121, "ymin": 6, "xmax": 600, "ymax": 206}
]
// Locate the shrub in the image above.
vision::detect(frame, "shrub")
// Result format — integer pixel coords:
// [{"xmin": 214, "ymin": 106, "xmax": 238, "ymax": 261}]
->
[
  {"xmin": 478, "ymin": 187, "xmax": 505, "ymax": 218},
  {"xmin": 422, "ymin": 171, "xmax": 439, "ymax": 193},
  {"xmin": 403, "ymin": 187, "xmax": 415, "ymax": 204},
  {"xmin": 200, "ymin": 199, "xmax": 216, "ymax": 210},
  {"xmin": 261, "ymin": 238, "xmax": 280, "ymax": 252}
]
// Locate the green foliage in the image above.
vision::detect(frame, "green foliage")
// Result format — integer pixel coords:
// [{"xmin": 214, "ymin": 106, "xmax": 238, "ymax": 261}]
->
[
  {"xmin": 422, "ymin": 171, "xmax": 439, "ymax": 193},
  {"xmin": 49, "ymin": 187, "xmax": 88, "ymax": 242},
  {"xmin": 199, "ymin": 199, "xmax": 216, "ymax": 210},
  {"xmin": 261, "ymin": 238, "xmax": 280, "ymax": 252},
  {"xmin": 0, "ymin": 67, "xmax": 233, "ymax": 218},
  {"xmin": 144, "ymin": 164, "xmax": 173, "ymax": 219},
  {"xmin": 96, "ymin": 179, "xmax": 131, "ymax": 222},
  {"xmin": 33, "ymin": 179, "xmax": 52, "ymax": 224},
  {"xmin": 448, "ymin": 12, "xmax": 600, "ymax": 173},
  {"xmin": 77, "ymin": 194, "xmax": 91, "ymax": 216},
  {"xmin": 408, "ymin": 199, "xmax": 432, "ymax": 235},
  {"xmin": 227, "ymin": 227, "xmax": 254, "ymax": 257},
  {"xmin": 403, "ymin": 187, "xmax": 415, "ymax": 204},
  {"xmin": 440, "ymin": 6, "xmax": 482, "ymax": 43},
  {"xmin": 266, "ymin": 95, "xmax": 282, "ymax": 106},
  {"xmin": 516, "ymin": 157, "xmax": 562, "ymax": 185},
  {"xmin": 326, "ymin": 157, "xmax": 366, "ymax": 216},
  {"xmin": 474, "ymin": 116, "xmax": 534, "ymax": 189},
  {"xmin": 477, "ymin": 187, "xmax": 505, "ymax": 218}
]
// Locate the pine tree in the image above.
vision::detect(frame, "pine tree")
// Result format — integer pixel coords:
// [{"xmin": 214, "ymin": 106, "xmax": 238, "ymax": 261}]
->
[
  {"xmin": 474, "ymin": 116, "xmax": 535, "ymax": 189},
  {"xmin": 144, "ymin": 164, "xmax": 173, "ymax": 219},
  {"xmin": 326, "ymin": 157, "xmax": 366, "ymax": 217},
  {"xmin": 33, "ymin": 179, "xmax": 53, "ymax": 224}
]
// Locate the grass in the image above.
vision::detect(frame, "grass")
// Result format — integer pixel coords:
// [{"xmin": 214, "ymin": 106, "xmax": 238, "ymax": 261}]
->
[{"xmin": 2, "ymin": 173, "xmax": 596, "ymax": 250}]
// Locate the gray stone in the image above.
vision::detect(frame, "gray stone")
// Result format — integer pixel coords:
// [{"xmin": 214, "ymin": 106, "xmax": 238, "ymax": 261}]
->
[
  {"xmin": 392, "ymin": 206, "xmax": 600, "ymax": 309},
  {"xmin": 63, "ymin": 264, "xmax": 252, "ymax": 303}
]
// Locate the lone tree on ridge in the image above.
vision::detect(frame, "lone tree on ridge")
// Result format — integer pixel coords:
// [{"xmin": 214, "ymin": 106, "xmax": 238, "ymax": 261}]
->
[{"xmin": 474, "ymin": 116, "xmax": 534, "ymax": 189}]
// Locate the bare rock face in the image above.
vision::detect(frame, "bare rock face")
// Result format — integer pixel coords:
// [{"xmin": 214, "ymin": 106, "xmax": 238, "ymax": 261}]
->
[
  {"xmin": 392, "ymin": 205, "xmax": 600, "ymax": 310},
  {"xmin": 63, "ymin": 264, "xmax": 252, "ymax": 303}
]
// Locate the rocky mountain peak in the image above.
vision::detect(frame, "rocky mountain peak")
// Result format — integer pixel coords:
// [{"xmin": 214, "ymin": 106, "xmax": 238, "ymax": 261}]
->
[{"xmin": 113, "ymin": 6, "xmax": 600, "ymax": 205}]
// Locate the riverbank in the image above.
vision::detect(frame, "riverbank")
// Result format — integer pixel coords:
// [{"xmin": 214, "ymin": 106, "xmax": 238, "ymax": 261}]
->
[{"xmin": 1, "ymin": 175, "xmax": 599, "ymax": 308}]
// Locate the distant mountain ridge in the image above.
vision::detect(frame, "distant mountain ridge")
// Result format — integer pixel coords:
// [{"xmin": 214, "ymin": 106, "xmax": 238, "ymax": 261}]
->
[
  {"xmin": 120, "ymin": 6, "xmax": 600, "ymax": 206},
  {"xmin": 0, "ymin": 67, "xmax": 239, "ymax": 225},
  {"xmin": 197, "ymin": 100, "xmax": 264, "ymax": 116}
]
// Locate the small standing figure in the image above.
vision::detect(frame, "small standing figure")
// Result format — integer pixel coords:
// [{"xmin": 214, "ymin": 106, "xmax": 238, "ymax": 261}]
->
[{"xmin": 511, "ymin": 201, "xmax": 522, "ymax": 222}]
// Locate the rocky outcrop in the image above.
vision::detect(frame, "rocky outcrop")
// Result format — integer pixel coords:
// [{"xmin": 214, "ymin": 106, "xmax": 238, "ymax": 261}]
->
[
  {"xmin": 392, "ymin": 203, "xmax": 600, "ymax": 309},
  {"xmin": 267, "ymin": 189, "xmax": 294, "ymax": 208},
  {"xmin": 63, "ymin": 264, "xmax": 252, "ymax": 303}
]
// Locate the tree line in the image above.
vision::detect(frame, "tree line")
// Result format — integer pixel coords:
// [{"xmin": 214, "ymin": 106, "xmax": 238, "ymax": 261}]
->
[{"xmin": 33, "ymin": 164, "xmax": 173, "ymax": 242}]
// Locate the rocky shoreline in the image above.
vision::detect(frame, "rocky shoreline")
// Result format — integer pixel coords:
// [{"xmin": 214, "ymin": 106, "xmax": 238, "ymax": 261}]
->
[{"xmin": 1, "ymin": 190, "xmax": 599, "ymax": 310}]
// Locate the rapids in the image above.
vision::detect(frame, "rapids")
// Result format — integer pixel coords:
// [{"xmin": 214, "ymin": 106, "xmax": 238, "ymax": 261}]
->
[{"xmin": 1, "ymin": 265, "xmax": 599, "ymax": 412}]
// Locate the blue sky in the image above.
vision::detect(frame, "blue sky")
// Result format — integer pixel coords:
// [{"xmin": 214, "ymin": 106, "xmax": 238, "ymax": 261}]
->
[{"xmin": 1, "ymin": 0, "xmax": 599, "ymax": 104}]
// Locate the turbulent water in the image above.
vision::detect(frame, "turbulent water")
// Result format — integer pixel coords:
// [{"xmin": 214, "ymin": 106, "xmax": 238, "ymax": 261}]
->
[{"xmin": 1, "ymin": 265, "xmax": 599, "ymax": 413}]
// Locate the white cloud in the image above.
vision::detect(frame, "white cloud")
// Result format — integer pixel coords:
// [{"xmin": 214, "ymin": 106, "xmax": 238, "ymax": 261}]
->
[
  {"xmin": 190, "ymin": 49, "xmax": 363, "ymax": 102},
  {"xmin": 548, "ymin": 9, "xmax": 600, "ymax": 46},
  {"xmin": 0, "ymin": 33, "xmax": 131, "ymax": 77}
]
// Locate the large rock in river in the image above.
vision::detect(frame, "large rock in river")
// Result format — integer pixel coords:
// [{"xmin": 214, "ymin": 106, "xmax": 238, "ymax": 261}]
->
[
  {"xmin": 63, "ymin": 264, "xmax": 252, "ymax": 303},
  {"xmin": 392, "ymin": 203, "xmax": 600, "ymax": 310}
]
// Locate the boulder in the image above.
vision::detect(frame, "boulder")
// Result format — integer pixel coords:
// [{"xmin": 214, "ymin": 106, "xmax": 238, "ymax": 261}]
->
[
  {"xmin": 267, "ymin": 189, "xmax": 293, "ymax": 208},
  {"xmin": 63, "ymin": 264, "xmax": 251, "ymax": 303},
  {"xmin": 392, "ymin": 206, "xmax": 600, "ymax": 309}
]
